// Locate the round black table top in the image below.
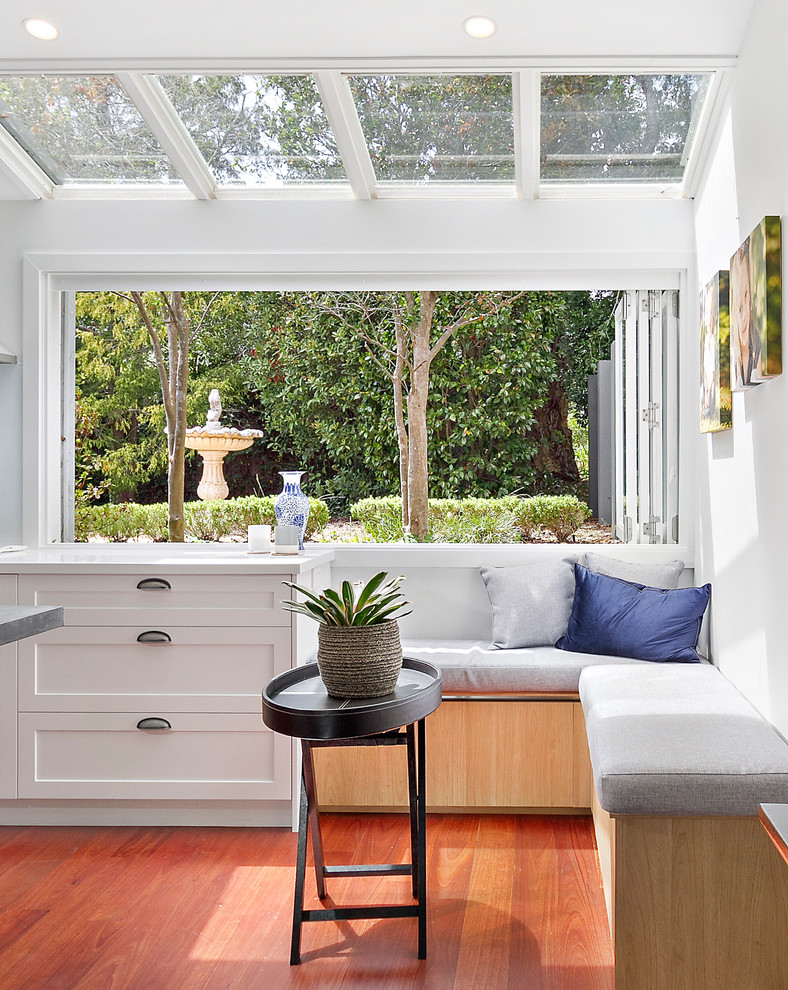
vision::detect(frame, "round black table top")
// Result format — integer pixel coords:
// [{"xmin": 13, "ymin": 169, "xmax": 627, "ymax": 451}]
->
[{"xmin": 262, "ymin": 658, "xmax": 442, "ymax": 741}]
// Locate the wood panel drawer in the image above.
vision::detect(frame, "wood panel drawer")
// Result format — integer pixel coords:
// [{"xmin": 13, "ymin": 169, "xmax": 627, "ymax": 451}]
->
[
  {"xmin": 18, "ymin": 626, "xmax": 290, "ymax": 713},
  {"xmin": 18, "ymin": 712, "xmax": 290, "ymax": 800},
  {"xmin": 18, "ymin": 573, "xmax": 290, "ymax": 626}
]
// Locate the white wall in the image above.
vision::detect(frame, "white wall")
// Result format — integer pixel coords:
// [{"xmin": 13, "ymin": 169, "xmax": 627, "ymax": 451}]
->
[
  {"xmin": 694, "ymin": 0, "xmax": 788, "ymax": 735},
  {"xmin": 0, "ymin": 195, "xmax": 694, "ymax": 546}
]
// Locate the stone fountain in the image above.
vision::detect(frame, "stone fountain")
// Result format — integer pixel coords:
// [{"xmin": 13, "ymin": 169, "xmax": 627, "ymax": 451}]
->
[{"xmin": 184, "ymin": 389, "xmax": 263, "ymax": 500}]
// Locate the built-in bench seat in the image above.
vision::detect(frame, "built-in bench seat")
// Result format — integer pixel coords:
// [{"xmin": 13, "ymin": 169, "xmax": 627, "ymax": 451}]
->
[
  {"xmin": 401, "ymin": 638, "xmax": 661, "ymax": 694},
  {"xmin": 316, "ymin": 555, "xmax": 788, "ymax": 987},
  {"xmin": 580, "ymin": 662, "xmax": 788, "ymax": 815},
  {"xmin": 579, "ymin": 662, "xmax": 788, "ymax": 990}
]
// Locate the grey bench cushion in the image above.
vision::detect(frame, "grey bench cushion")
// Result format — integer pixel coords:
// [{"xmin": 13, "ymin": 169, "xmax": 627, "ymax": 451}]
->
[
  {"xmin": 401, "ymin": 639, "xmax": 657, "ymax": 694},
  {"xmin": 580, "ymin": 665, "xmax": 788, "ymax": 816}
]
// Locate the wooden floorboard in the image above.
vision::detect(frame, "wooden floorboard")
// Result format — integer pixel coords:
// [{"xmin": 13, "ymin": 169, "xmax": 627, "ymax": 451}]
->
[{"xmin": 0, "ymin": 815, "xmax": 613, "ymax": 990}]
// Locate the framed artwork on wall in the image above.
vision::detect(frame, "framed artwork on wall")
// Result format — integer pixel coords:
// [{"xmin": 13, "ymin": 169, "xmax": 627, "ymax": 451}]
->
[
  {"xmin": 730, "ymin": 215, "xmax": 782, "ymax": 390},
  {"xmin": 700, "ymin": 270, "xmax": 732, "ymax": 433}
]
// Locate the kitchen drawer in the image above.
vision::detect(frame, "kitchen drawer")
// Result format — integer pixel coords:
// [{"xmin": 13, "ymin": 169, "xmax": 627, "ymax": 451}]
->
[
  {"xmin": 18, "ymin": 712, "xmax": 290, "ymax": 800},
  {"xmin": 19, "ymin": 626, "xmax": 290, "ymax": 713},
  {"xmin": 18, "ymin": 573, "xmax": 291, "ymax": 626}
]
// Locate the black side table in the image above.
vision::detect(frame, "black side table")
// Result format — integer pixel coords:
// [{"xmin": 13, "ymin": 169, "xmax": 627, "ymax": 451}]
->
[{"xmin": 262, "ymin": 658, "xmax": 442, "ymax": 965}]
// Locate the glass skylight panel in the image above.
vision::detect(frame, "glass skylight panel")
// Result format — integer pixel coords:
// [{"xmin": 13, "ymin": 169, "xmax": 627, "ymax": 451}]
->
[
  {"xmin": 156, "ymin": 74, "xmax": 347, "ymax": 186},
  {"xmin": 348, "ymin": 74, "xmax": 515, "ymax": 184},
  {"xmin": 540, "ymin": 74, "xmax": 712, "ymax": 185},
  {"xmin": 0, "ymin": 75, "xmax": 178, "ymax": 185}
]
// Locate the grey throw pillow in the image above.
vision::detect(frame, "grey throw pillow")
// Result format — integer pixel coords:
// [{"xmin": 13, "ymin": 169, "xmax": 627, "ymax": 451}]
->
[
  {"xmin": 583, "ymin": 552, "xmax": 684, "ymax": 590},
  {"xmin": 480, "ymin": 557, "xmax": 578, "ymax": 649}
]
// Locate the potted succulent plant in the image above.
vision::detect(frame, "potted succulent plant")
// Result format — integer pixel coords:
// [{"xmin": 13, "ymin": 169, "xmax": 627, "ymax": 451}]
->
[{"xmin": 282, "ymin": 571, "xmax": 411, "ymax": 698}]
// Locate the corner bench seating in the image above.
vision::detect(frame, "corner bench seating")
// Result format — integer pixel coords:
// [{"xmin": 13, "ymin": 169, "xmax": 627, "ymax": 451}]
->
[{"xmin": 312, "ymin": 553, "xmax": 788, "ymax": 990}]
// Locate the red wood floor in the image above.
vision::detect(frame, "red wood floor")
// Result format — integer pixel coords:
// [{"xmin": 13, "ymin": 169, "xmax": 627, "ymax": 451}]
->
[{"xmin": 0, "ymin": 814, "xmax": 613, "ymax": 990}]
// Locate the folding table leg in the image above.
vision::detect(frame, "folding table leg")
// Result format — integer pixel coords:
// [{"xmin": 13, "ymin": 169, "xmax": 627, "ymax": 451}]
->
[
  {"xmin": 290, "ymin": 767, "xmax": 309, "ymax": 965},
  {"xmin": 406, "ymin": 722, "xmax": 419, "ymax": 899},
  {"xmin": 301, "ymin": 741, "xmax": 327, "ymax": 900},
  {"xmin": 417, "ymin": 717, "xmax": 427, "ymax": 960}
]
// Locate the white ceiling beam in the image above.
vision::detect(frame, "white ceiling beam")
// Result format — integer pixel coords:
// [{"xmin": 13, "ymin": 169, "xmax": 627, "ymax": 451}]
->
[
  {"xmin": 0, "ymin": 126, "xmax": 54, "ymax": 200},
  {"xmin": 116, "ymin": 72, "xmax": 217, "ymax": 200},
  {"xmin": 514, "ymin": 71, "xmax": 540, "ymax": 200},
  {"xmin": 0, "ymin": 56, "xmax": 739, "ymax": 75},
  {"xmin": 315, "ymin": 72, "xmax": 377, "ymax": 201}
]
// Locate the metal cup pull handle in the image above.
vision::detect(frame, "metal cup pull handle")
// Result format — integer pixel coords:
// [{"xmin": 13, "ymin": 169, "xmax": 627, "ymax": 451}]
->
[
  {"xmin": 136, "ymin": 578, "xmax": 172, "ymax": 591},
  {"xmin": 136, "ymin": 717, "xmax": 172, "ymax": 731},
  {"xmin": 136, "ymin": 630, "xmax": 172, "ymax": 644}
]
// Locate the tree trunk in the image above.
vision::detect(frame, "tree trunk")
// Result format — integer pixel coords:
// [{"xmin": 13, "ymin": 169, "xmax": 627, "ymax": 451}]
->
[
  {"xmin": 404, "ymin": 292, "xmax": 437, "ymax": 540},
  {"xmin": 527, "ymin": 380, "xmax": 580, "ymax": 483},
  {"xmin": 166, "ymin": 292, "xmax": 191, "ymax": 542},
  {"xmin": 392, "ymin": 303, "xmax": 410, "ymax": 531}
]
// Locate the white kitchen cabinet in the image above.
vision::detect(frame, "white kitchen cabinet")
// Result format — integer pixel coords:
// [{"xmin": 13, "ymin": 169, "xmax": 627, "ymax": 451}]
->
[{"xmin": 0, "ymin": 546, "xmax": 333, "ymax": 820}]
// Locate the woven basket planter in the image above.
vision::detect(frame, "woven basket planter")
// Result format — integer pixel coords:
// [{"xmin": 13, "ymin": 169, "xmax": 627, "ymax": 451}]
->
[{"xmin": 317, "ymin": 619, "xmax": 403, "ymax": 699}]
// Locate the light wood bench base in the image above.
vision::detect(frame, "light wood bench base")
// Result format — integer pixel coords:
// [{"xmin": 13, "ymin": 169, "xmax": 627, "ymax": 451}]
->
[
  {"xmin": 592, "ymin": 807, "xmax": 788, "ymax": 990},
  {"xmin": 313, "ymin": 698, "xmax": 593, "ymax": 812}
]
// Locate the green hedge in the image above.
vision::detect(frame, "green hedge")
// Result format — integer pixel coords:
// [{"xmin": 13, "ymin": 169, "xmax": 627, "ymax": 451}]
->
[
  {"xmin": 350, "ymin": 494, "xmax": 591, "ymax": 543},
  {"xmin": 75, "ymin": 495, "xmax": 330, "ymax": 543}
]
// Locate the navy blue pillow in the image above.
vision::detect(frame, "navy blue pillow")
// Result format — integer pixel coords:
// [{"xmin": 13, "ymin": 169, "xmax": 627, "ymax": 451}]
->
[{"xmin": 556, "ymin": 564, "xmax": 710, "ymax": 663}]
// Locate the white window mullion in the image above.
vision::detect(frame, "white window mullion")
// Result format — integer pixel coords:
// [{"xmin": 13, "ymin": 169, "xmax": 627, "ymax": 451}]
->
[
  {"xmin": 623, "ymin": 291, "xmax": 639, "ymax": 543},
  {"xmin": 637, "ymin": 292, "xmax": 652, "ymax": 543},
  {"xmin": 613, "ymin": 298, "xmax": 626, "ymax": 541},
  {"xmin": 314, "ymin": 72, "xmax": 377, "ymax": 201},
  {"xmin": 662, "ymin": 290, "xmax": 681, "ymax": 544},
  {"xmin": 116, "ymin": 72, "xmax": 217, "ymax": 201},
  {"xmin": 513, "ymin": 71, "xmax": 540, "ymax": 199},
  {"xmin": 649, "ymin": 290, "xmax": 664, "ymax": 543}
]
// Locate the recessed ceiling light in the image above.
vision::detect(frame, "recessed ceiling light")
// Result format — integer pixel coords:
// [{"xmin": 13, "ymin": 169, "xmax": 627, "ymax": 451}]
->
[
  {"xmin": 463, "ymin": 15, "xmax": 496, "ymax": 39},
  {"xmin": 23, "ymin": 18, "xmax": 59, "ymax": 41}
]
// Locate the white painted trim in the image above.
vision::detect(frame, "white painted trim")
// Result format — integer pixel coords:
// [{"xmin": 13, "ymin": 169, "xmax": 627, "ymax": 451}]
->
[
  {"xmin": 0, "ymin": 56, "xmax": 739, "ymax": 75},
  {"xmin": 683, "ymin": 69, "xmax": 733, "ymax": 201},
  {"xmin": 327, "ymin": 543, "xmax": 695, "ymax": 569},
  {"xmin": 314, "ymin": 71, "xmax": 377, "ymax": 200},
  {"xmin": 513, "ymin": 71, "xmax": 540, "ymax": 200},
  {"xmin": 115, "ymin": 72, "xmax": 217, "ymax": 200},
  {"xmin": 22, "ymin": 250, "xmax": 688, "ymax": 548},
  {"xmin": 52, "ymin": 184, "xmax": 193, "ymax": 201},
  {"xmin": 0, "ymin": 125, "xmax": 53, "ymax": 200}
]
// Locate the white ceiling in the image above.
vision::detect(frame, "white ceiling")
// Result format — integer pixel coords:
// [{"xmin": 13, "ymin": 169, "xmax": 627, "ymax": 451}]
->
[{"xmin": 0, "ymin": 0, "xmax": 755, "ymax": 65}]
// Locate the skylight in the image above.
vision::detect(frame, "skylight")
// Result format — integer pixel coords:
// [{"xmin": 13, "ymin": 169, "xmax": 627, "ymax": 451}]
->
[
  {"xmin": 156, "ymin": 74, "xmax": 348, "ymax": 187},
  {"xmin": 347, "ymin": 74, "xmax": 515, "ymax": 184},
  {"xmin": 0, "ymin": 69, "xmax": 718, "ymax": 199},
  {"xmin": 0, "ymin": 75, "xmax": 179, "ymax": 185},
  {"xmin": 540, "ymin": 73, "xmax": 712, "ymax": 185}
]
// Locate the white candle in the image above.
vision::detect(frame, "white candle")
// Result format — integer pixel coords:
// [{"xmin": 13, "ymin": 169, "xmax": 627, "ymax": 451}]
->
[{"xmin": 247, "ymin": 525, "xmax": 271, "ymax": 553}]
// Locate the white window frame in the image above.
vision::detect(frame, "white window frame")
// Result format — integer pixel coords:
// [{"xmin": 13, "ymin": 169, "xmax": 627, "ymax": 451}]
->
[
  {"xmin": 0, "ymin": 61, "xmax": 732, "ymax": 203},
  {"xmin": 22, "ymin": 250, "xmax": 695, "ymax": 555}
]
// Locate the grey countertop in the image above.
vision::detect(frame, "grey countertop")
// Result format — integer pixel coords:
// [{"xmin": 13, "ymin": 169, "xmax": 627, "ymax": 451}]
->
[{"xmin": 0, "ymin": 605, "xmax": 64, "ymax": 646}]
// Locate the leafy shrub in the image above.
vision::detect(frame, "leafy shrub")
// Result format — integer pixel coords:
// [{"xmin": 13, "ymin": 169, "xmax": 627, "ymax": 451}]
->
[
  {"xmin": 350, "ymin": 494, "xmax": 590, "ymax": 543},
  {"xmin": 522, "ymin": 495, "xmax": 591, "ymax": 542},
  {"xmin": 75, "ymin": 495, "xmax": 330, "ymax": 543}
]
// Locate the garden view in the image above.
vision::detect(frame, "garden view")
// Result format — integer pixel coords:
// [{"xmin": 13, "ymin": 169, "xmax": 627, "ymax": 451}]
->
[{"xmin": 74, "ymin": 288, "xmax": 618, "ymax": 543}]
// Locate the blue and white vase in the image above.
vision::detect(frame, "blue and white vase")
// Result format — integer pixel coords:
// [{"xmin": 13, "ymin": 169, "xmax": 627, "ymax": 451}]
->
[{"xmin": 274, "ymin": 471, "xmax": 310, "ymax": 551}]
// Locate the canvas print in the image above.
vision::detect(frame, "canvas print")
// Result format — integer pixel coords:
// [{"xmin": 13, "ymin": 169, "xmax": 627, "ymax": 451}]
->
[
  {"xmin": 700, "ymin": 270, "xmax": 732, "ymax": 433},
  {"xmin": 730, "ymin": 215, "xmax": 782, "ymax": 390}
]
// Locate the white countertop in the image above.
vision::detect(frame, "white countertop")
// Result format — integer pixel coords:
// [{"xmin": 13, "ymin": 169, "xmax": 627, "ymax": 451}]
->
[{"xmin": 0, "ymin": 543, "xmax": 334, "ymax": 575}]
